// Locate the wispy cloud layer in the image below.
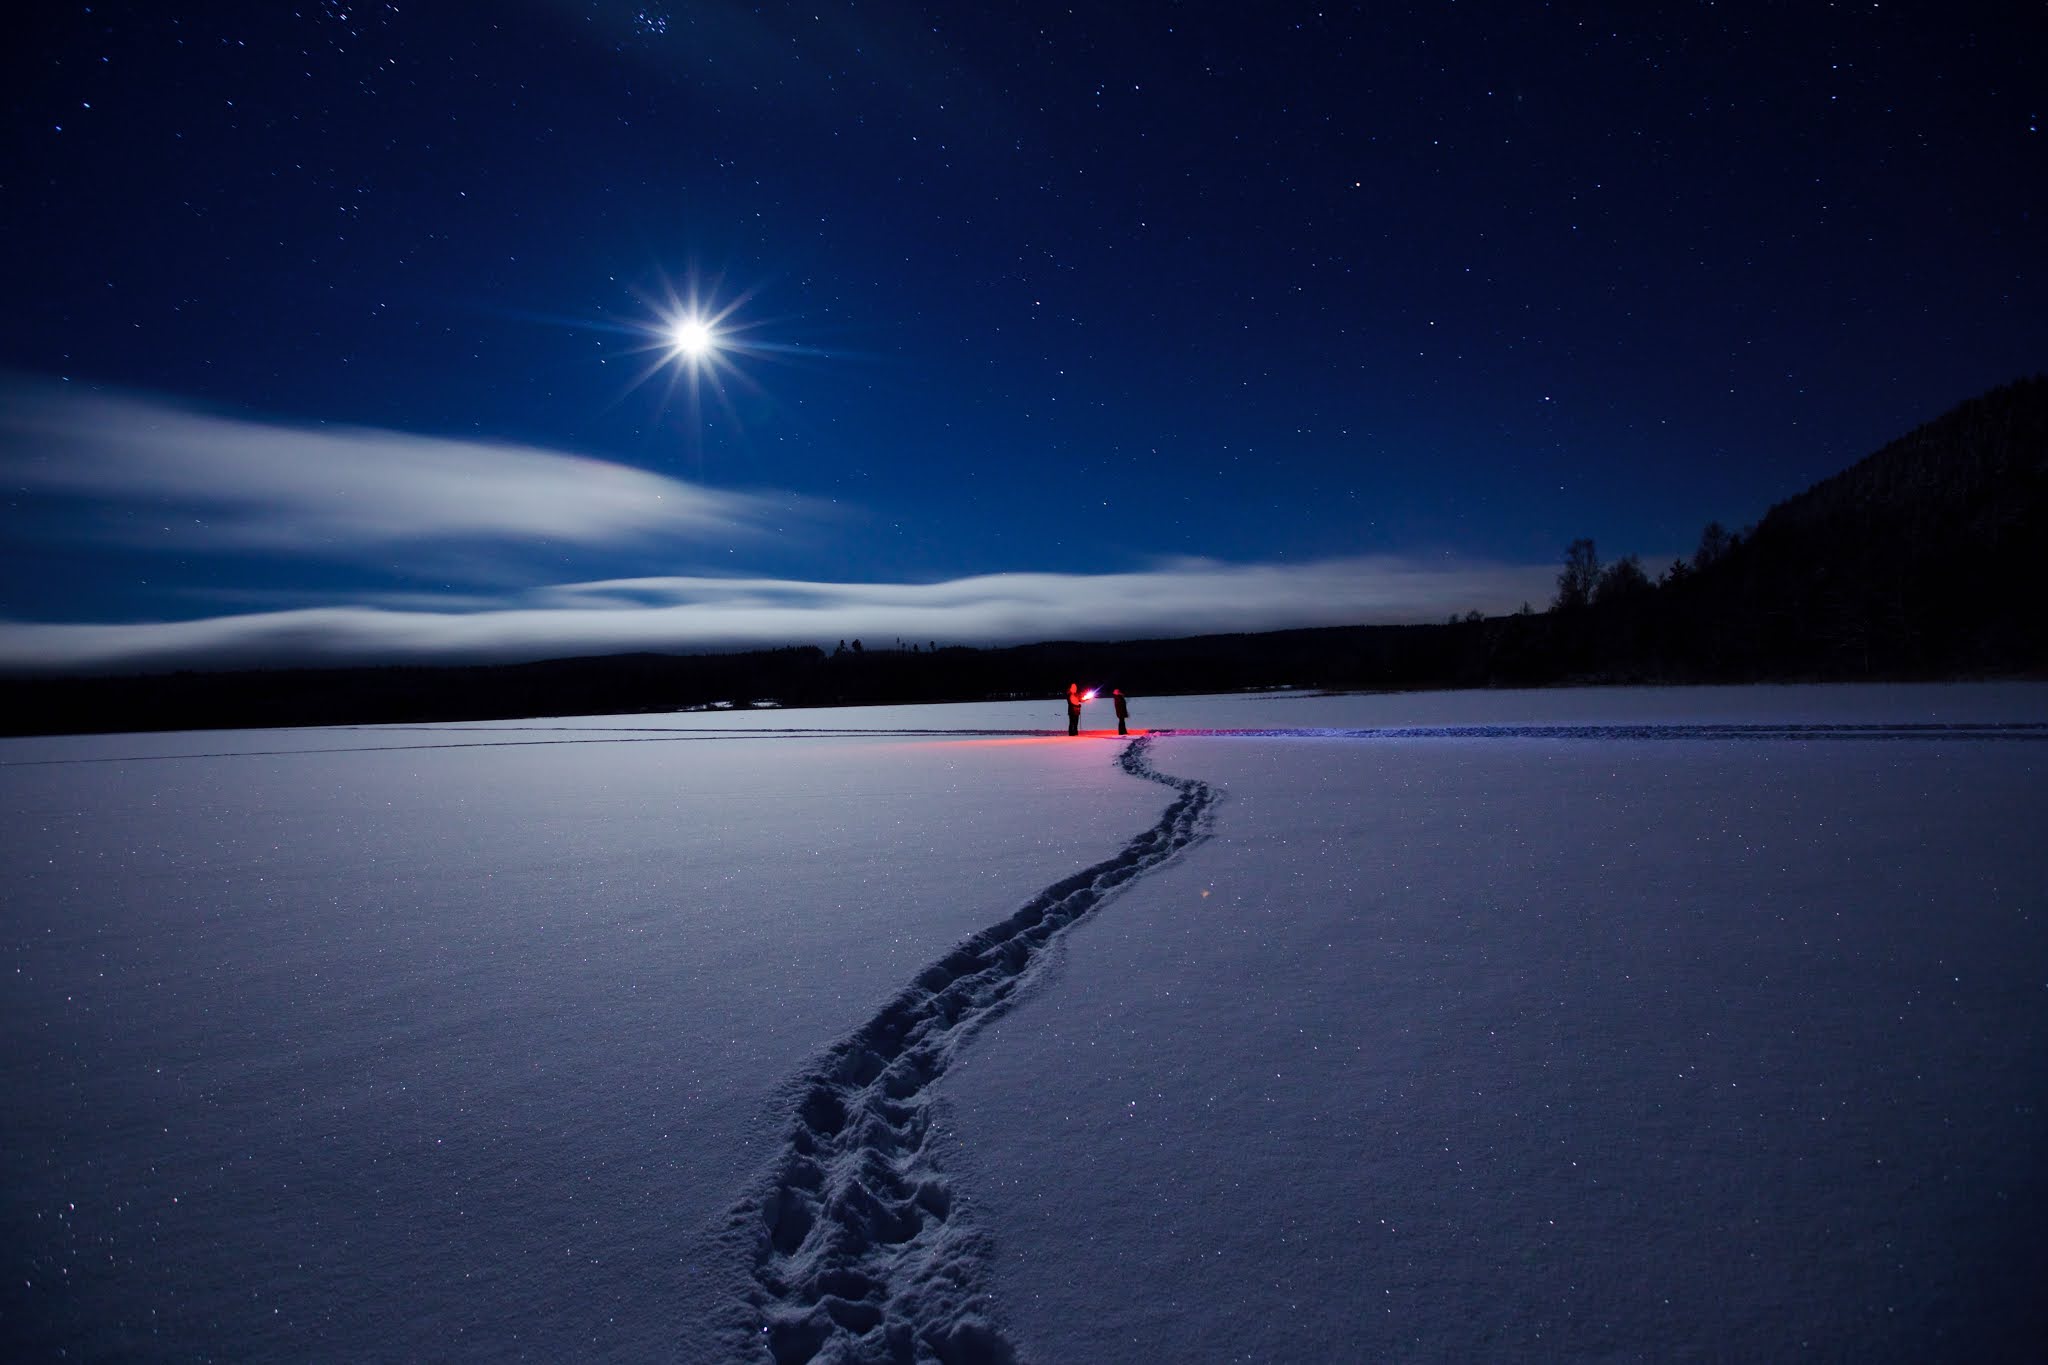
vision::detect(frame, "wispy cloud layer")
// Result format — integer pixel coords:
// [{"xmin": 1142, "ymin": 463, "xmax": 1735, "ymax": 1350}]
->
[
  {"xmin": 0, "ymin": 375, "xmax": 792, "ymax": 553},
  {"xmin": 0, "ymin": 375, "xmax": 1559, "ymax": 675},
  {"xmin": 0, "ymin": 557, "xmax": 1556, "ymax": 674}
]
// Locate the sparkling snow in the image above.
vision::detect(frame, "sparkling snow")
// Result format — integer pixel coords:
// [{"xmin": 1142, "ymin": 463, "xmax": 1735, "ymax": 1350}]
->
[{"xmin": 2, "ymin": 684, "xmax": 2044, "ymax": 1361}]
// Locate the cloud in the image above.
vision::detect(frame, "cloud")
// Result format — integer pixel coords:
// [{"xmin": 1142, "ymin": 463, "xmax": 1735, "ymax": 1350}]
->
[
  {"xmin": 0, "ymin": 374, "xmax": 796, "ymax": 555},
  {"xmin": 0, "ymin": 556, "xmax": 1558, "ymax": 674}
]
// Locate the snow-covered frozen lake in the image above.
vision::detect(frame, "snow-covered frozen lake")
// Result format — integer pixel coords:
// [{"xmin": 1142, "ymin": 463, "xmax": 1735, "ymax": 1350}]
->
[{"xmin": 3, "ymin": 684, "xmax": 2045, "ymax": 1361}]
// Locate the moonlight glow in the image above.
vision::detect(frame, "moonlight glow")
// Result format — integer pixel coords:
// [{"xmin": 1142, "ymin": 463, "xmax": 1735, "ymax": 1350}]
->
[
  {"xmin": 616, "ymin": 275, "xmax": 812, "ymax": 435},
  {"xmin": 667, "ymin": 315, "xmax": 718, "ymax": 361}
]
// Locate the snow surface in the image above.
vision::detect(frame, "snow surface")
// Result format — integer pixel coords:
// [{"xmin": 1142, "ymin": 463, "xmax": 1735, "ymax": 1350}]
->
[{"xmin": 2, "ymin": 683, "xmax": 2045, "ymax": 1362}]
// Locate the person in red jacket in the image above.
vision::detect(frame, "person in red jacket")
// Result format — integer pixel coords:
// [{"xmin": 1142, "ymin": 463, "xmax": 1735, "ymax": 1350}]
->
[{"xmin": 1066, "ymin": 682, "xmax": 1083, "ymax": 736}]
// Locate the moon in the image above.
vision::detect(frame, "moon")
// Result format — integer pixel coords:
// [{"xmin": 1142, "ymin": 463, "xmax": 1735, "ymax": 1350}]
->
[{"xmin": 667, "ymin": 315, "xmax": 717, "ymax": 361}]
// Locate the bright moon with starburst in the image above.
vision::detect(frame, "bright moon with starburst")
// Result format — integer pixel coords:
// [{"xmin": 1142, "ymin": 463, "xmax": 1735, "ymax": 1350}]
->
[
  {"xmin": 666, "ymin": 314, "xmax": 718, "ymax": 363},
  {"xmin": 602, "ymin": 274, "xmax": 819, "ymax": 442}
]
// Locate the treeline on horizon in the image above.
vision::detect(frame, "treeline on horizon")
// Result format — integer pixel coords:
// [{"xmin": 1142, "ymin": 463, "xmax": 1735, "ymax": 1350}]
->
[{"xmin": 3, "ymin": 376, "xmax": 2042, "ymax": 738}]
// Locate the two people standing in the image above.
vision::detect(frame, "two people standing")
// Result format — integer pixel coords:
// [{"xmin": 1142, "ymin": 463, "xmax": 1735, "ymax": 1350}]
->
[{"xmin": 1066, "ymin": 683, "xmax": 1131, "ymax": 736}]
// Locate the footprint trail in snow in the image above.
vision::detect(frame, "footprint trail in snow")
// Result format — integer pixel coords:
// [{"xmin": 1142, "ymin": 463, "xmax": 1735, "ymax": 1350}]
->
[{"xmin": 717, "ymin": 736, "xmax": 1216, "ymax": 1364}]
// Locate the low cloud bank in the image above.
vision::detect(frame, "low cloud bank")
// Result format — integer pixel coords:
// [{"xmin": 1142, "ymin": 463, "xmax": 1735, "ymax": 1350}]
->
[
  {"xmin": 0, "ymin": 557, "xmax": 1556, "ymax": 674},
  {"xmin": 0, "ymin": 375, "xmax": 792, "ymax": 552},
  {"xmin": 0, "ymin": 375, "xmax": 1559, "ymax": 675}
]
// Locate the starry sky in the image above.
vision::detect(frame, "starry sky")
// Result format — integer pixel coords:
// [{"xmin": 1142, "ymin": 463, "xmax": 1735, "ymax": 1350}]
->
[{"xmin": 2, "ymin": 1, "xmax": 2040, "ymax": 672}]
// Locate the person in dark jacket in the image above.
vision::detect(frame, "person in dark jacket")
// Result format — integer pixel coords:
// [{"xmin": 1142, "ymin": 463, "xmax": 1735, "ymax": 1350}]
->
[
  {"xmin": 1111, "ymin": 687, "xmax": 1130, "ymax": 736},
  {"xmin": 1066, "ymin": 682, "xmax": 1084, "ymax": 736}
]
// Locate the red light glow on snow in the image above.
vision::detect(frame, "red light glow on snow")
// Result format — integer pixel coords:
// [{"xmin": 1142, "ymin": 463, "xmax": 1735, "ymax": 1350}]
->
[{"xmin": 895, "ymin": 730, "xmax": 1151, "ymax": 750}]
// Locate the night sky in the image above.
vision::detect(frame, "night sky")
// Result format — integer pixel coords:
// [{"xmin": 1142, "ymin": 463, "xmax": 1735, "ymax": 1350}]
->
[{"xmin": 2, "ymin": 1, "xmax": 2040, "ymax": 671}]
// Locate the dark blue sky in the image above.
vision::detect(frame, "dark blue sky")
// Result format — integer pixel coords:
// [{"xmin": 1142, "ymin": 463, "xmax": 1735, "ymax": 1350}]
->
[{"xmin": 2, "ymin": 1, "xmax": 2040, "ymax": 671}]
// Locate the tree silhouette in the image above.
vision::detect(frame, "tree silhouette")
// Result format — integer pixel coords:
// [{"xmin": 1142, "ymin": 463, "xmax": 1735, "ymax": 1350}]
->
[
  {"xmin": 1553, "ymin": 538, "xmax": 1600, "ymax": 611},
  {"xmin": 1693, "ymin": 521, "xmax": 1733, "ymax": 571},
  {"xmin": 1593, "ymin": 554, "xmax": 1651, "ymax": 606}
]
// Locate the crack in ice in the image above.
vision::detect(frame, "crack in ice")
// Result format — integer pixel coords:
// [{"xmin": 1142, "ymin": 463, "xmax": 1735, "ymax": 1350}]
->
[{"xmin": 716, "ymin": 736, "xmax": 1216, "ymax": 1364}]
